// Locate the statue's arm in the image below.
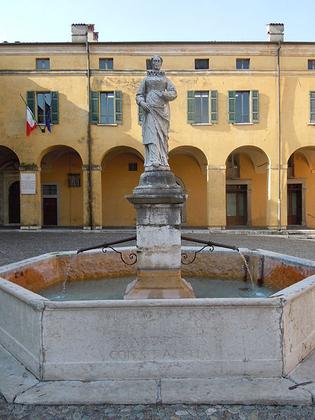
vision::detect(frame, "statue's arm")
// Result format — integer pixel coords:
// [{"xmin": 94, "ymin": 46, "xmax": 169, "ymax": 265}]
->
[{"xmin": 162, "ymin": 79, "xmax": 177, "ymax": 102}]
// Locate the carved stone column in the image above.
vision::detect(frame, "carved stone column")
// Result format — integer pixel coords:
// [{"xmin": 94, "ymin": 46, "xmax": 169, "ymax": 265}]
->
[{"xmin": 125, "ymin": 168, "xmax": 195, "ymax": 299}]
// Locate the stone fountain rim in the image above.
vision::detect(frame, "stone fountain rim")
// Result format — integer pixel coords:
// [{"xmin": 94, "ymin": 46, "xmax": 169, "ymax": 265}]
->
[{"xmin": 0, "ymin": 246, "xmax": 315, "ymax": 308}]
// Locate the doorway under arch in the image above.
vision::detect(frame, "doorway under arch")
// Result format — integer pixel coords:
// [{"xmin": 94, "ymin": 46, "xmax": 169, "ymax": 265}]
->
[
  {"xmin": 226, "ymin": 146, "xmax": 269, "ymax": 227},
  {"xmin": 0, "ymin": 146, "xmax": 20, "ymax": 226},
  {"xmin": 41, "ymin": 146, "xmax": 83, "ymax": 227},
  {"xmin": 287, "ymin": 147, "xmax": 315, "ymax": 227},
  {"xmin": 8, "ymin": 181, "xmax": 20, "ymax": 224}
]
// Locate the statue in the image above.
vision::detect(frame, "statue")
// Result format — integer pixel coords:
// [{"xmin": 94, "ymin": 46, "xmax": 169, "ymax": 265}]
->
[{"xmin": 136, "ymin": 55, "xmax": 177, "ymax": 169}]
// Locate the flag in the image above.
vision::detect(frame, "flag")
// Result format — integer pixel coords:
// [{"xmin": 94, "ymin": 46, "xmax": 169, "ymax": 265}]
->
[
  {"xmin": 45, "ymin": 96, "xmax": 51, "ymax": 132},
  {"xmin": 26, "ymin": 106, "xmax": 37, "ymax": 136}
]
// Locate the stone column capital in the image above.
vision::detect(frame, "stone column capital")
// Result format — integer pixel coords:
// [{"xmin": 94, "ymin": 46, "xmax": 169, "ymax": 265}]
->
[
  {"xmin": 206, "ymin": 165, "xmax": 226, "ymax": 171},
  {"xmin": 82, "ymin": 164, "xmax": 102, "ymax": 171},
  {"xmin": 19, "ymin": 163, "xmax": 39, "ymax": 171}
]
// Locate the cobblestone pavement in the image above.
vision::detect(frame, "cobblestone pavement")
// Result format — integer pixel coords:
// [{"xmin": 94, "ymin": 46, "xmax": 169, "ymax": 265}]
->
[
  {"xmin": 1, "ymin": 395, "xmax": 315, "ymax": 420},
  {"xmin": 1, "ymin": 229, "xmax": 315, "ymax": 266},
  {"xmin": 1, "ymin": 229, "xmax": 315, "ymax": 418}
]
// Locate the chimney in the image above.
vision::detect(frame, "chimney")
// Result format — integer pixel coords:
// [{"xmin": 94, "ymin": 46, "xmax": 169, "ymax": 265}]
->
[
  {"xmin": 71, "ymin": 24, "xmax": 99, "ymax": 43},
  {"xmin": 267, "ymin": 23, "xmax": 284, "ymax": 42}
]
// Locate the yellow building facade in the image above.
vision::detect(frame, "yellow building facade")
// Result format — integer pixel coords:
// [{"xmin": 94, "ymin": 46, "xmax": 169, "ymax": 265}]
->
[{"xmin": 1, "ymin": 23, "xmax": 315, "ymax": 229}]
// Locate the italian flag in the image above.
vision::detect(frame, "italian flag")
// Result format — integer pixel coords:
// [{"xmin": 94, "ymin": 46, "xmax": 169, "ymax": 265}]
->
[{"xmin": 26, "ymin": 106, "xmax": 37, "ymax": 136}]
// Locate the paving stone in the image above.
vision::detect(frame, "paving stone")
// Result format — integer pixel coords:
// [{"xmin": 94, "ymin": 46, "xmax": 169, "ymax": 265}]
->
[
  {"xmin": 289, "ymin": 349, "xmax": 315, "ymax": 400},
  {"xmin": 14, "ymin": 379, "xmax": 157, "ymax": 405},
  {"xmin": 0, "ymin": 344, "xmax": 38, "ymax": 403},
  {"xmin": 160, "ymin": 377, "xmax": 312, "ymax": 405}
]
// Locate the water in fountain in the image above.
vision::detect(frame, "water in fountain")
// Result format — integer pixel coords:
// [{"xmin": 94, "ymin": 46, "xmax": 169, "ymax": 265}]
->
[{"xmin": 40, "ymin": 275, "xmax": 274, "ymax": 301}]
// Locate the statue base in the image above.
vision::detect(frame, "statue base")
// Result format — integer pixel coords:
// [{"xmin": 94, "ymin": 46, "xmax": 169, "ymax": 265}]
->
[
  {"xmin": 125, "ymin": 168, "xmax": 195, "ymax": 299},
  {"xmin": 124, "ymin": 270, "xmax": 194, "ymax": 299}
]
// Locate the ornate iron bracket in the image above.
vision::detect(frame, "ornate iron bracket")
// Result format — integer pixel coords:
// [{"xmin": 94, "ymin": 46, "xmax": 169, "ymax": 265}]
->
[
  {"xmin": 77, "ymin": 235, "xmax": 137, "ymax": 266},
  {"xmin": 181, "ymin": 244, "xmax": 214, "ymax": 265},
  {"xmin": 181, "ymin": 235, "xmax": 239, "ymax": 265},
  {"xmin": 102, "ymin": 246, "xmax": 137, "ymax": 266}
]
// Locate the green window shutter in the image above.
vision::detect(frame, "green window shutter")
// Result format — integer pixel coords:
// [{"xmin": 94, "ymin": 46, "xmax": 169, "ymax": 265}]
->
[
  {"xmin": 26, "ymin": 91, "xmax": 35, "ymax": 116},
  {"xmin": 115, "ymin": 91, "xmax": 123, "ymax": 124},
  {"xmin": 51, "ymin": 92, "xmax": 59, "ymax": 124},
  {"xmin": 187, "ymin": 91, "xmax": 195, "ymax": 123},
  {"xmin": 138, "ymin": 105, "xmax": 144, "ymax": 125},
  {"xmin": 252, "ymin": 90, "xmax": 259, "ymax": 123},
  {"xmin": 210, "ymin": 90, "xmax": 218, "ymax": 123},
  {"xmin": 310, "ymin": 92, "xmax": 315, "ymax": 123},
  {"xmin": 90, "ymin": 91, "xmax": 99, "ymax": 124},
  {"xmin": 228, "ymin": 91, "xmax": 236, "ymax": 123}
]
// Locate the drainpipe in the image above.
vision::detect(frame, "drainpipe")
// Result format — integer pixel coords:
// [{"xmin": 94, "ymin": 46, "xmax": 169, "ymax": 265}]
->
[
  {"xmin": 86, "ymin": 34, "xmax": 93, "ymax": 228},
  {"xmin": 277, "ymin": 41, "xmax": 282, "ymax": 230}
]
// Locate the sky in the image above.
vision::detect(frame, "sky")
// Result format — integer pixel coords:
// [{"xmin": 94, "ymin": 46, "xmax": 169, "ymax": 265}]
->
[{"xmin": 1, "ymin": 0, "xmax": 315, "ymax": 43}]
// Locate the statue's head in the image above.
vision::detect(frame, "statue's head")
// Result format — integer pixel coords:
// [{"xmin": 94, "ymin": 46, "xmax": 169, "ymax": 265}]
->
[{"xmin": 151, "ymin": 55, "xmax": 163, "ymax": 71}]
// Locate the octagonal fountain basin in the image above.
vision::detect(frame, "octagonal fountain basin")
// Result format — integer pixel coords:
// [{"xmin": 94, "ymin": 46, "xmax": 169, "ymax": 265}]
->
[{"xmin": 0, "ymin": 246, "xmax": 315, "ymax": 383}]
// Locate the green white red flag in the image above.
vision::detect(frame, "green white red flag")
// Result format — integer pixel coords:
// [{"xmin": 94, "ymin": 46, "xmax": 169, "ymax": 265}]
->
[{"xmin": 26, "ymin": 106, "xmax": 37, "ymax": 136}]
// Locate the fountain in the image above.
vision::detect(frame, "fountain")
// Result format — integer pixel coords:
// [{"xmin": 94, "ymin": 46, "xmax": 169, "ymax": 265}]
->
[{"xmin": 0, "ymin": 56, "xmax": 315, "ymax": 405}]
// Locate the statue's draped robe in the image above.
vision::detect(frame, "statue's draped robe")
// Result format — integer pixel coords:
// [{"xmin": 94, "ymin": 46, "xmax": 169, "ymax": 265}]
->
[{"xmin": 136, "ymin": 72, "xmax": 177, "ymax": 167}]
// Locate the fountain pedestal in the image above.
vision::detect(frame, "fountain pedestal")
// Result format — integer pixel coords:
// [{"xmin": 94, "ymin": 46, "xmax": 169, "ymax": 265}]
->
[{"xmin": 125, "ymin": 168, "xmax": 195, "ymax": 299}]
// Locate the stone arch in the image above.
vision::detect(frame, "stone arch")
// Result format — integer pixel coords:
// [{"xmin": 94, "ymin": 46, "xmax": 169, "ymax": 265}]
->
[
  {"xmin": 225, "ymin": 146, "xmax": 270, "ymax": 227},
  {"xmin": 0, "ymin": 146, "xmax": 20, "ymax": 226},
  {"xmin": 169, "ymin": 146, "xmax": 207, "ymax": 226},
  {"xmin": 101, "ymin": 146, "xmax": 144, "ymax": 226},
  {"xmin": 38, "ymin": 145, "xmax": 84, "ymax": 167},
  {"xmin": 287, "ymin": 146, "xmax": 315, "ymax": 227},
  {"xmin": 40, "ymin": 145, "xmax": 83, "ymax": 226}
]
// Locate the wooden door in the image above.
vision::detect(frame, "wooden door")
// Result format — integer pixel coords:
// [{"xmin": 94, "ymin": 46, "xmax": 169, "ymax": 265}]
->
[
  {"xmin": 43, "ymin": 197, "xmax": 57, "ymax": 225},
  {"xmin": 287, "ymin": 184, "xmax": 302, "ymax": 225},
  {"xmin": 226, "ymin": 184, "xmax": 248, "ymax": 226},
  {"xmin": 8, "ymin": 181, "xmax": 20, "ymax": 224}
]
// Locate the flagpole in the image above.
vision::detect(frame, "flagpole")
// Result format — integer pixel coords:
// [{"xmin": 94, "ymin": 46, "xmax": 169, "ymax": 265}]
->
[{"xmin": 20, "ymin": 94, "xmax": 45, "ymax": 133}]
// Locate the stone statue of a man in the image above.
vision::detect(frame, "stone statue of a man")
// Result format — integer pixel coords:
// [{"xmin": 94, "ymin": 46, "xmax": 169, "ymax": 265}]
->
[{"xmin": 136, "ymin": 55, "xmax": 177, "ymax": 169}]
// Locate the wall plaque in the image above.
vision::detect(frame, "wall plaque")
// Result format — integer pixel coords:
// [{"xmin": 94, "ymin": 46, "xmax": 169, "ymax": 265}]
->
[{"xmin": 20, "ymin": 172, "xmax": 36, "ymax": 194}]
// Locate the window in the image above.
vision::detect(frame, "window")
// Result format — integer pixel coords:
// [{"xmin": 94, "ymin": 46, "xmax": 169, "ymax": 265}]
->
[
  {"xmin": 37, "ymin": 92, "xmax": 51, "ymax": 125},
  {"xmin": 235, "ymin": 91, "xmax": 250, "ymax": 123},
  {"xmin": 195, "ymin": 59, "xmax": 209, "ymax": 70},
  {"xmin": 308, "ymin": 60, "xmax": 315, "ymax": 70},
  {"xmin": 187, "ymin": 90, "xmax": 218, "ymax": 124},
  {"xmin": 310, "ymin": 92, "xmax": 315, "ymax": 123},
  {"xmin": 100, "ymin": 92, "xmax": 115, "ymax": 124},
  {"xmin": 42, "ymin": 184, "xmax": 57, "ymax": 196},
  {"xmin": 26, "ymin": 91, "xmax": 59, "ymax": 125},
  {"xmin": 236, "ymin": 58, "xmax": 250, "ymax": 70},
  {"xmin": 90, "ymin": 91, "xmax": 122, "ymax": 125},
  {"xmin": 146, "ymin": 58, "xmax": 152, "ymax": 70},
  {"xmin": 128, "ymin": 163, "xmax": 138, "ymax": 171},
  {"xmin": 68, "ymin": 174, "xmax": 81, "ymax": 187},
  {"xmin": 36, "ymin": 58, "xmax": 50, "ymax": 71},
  {"xmin": 99, "ymin": 58, "xmax": 113, "ymax": 70},
  {"xmin": 228, "ymin": 90, "xmax": 259, "ymax": 124}
]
